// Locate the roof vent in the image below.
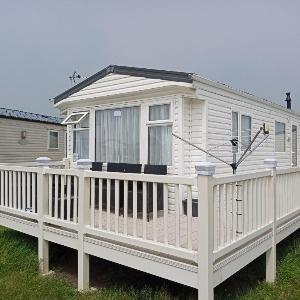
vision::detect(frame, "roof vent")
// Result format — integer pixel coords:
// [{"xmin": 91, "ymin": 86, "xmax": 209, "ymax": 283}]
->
[{"xmin": 285, "ymin": 92, "xmax": 291, "ymax": 109}]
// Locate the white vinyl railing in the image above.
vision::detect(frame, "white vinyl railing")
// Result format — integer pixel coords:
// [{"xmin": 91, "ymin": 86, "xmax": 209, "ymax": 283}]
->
[
  {"xmin": 0, "ymin": 166, "xmax": 39, "ymax": 217},
  {"xmin": 212, "ymin": 166, "xmax": 300, "ymax": 254},
  {"xmin": 0, "ymin": 163, "xmax": 300, "ymax": 252},
  {"xmin": 42, "ymin": 169, "xmax": 80, "ymax": 228},
  {"xmin": 85, "ymin": 171, "xmax": 196, "ymax": 251},
  {"xmin": 1, "ymin": 163, "xmax": 300, "ymax": 255},
  {"xmin": 212, "ymin": 171, "xmax": 273, "ymax": 251},
  {"xmin": 276, "ymin": 168, "xmax": 300, "ymax": 219}
]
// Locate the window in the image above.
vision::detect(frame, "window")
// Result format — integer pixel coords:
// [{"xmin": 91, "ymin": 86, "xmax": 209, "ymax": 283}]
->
[
  {"xmin": 292, "ymin": 125, "xmax": 297, "ymax": 166},
  {"xmin": 73, "ymin": 115, "xmax": 90, "ymax": 160},
  {"xmin": 231, "ymin": 112, "xmax": 252, "ymax": 152},
  {"xmin": 48, "ymin": 130, "xmax": 59, "ymax": 149},
  {"xmin": 95, "ymin": 106, "xmax": 140, "ymax": 163},
  {"xmin": 275, "ymin": 121, "xmax": 286, "ymax": 152},
  {"xmin": 241, "ymin": 115, "xmax": 252, "ymax": 150},
  {"xmin": 147, "ymin": 104, "xmax": 172, "ymax": 165},
  {"xmin": 73, "ymin": 130, "xmax": 89, "ymax": 160},
  {"xmin": 149, "ymin": 104, "xmax": 170, "ymax": 121},
  {"xmin": 62, "ymin": 112, "xmax": 89, "ymax": 125},
  {"xmin": 232, "ymin": 112, "xmax": 239, "ymax": 153}
]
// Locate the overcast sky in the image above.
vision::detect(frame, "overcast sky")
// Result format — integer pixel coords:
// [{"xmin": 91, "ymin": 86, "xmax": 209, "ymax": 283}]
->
[{"xmin": 0, "ymin": 1, "xmax": 299, "ymax": 116}]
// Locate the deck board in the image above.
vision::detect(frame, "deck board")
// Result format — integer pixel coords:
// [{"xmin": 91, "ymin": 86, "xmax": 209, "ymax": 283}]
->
[{"xmin": 92, "ymin": 210, "xmax": 200, "ymax": 250}]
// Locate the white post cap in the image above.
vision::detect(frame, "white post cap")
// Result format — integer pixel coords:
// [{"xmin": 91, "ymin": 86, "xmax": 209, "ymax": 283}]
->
[
  {"xmin": 195, "ymin": 161, "xmax": 216, "ymax": 176},
  {"xmin": 36, "ymin": 157, "xmax": 52, "ymax": 168},
  {"xmin": 76, "ymin": 159, "xmax": 92, "ymax": 169},
  {"xmin": 264, "ymin": 158, "xmax": 278, "ymax": 170}
]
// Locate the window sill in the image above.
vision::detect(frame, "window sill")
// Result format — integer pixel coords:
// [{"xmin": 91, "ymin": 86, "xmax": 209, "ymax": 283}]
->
[{"xmin": 146, "ymin": 120, "xmax": 173, "ymax": 127}]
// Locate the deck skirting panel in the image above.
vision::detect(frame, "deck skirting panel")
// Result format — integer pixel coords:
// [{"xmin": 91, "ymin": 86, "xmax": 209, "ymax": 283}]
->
[
  {"xmin": 0, "ymin": 212, "xmax": 38, "ymax": 237},
  {"xmin": 213, "ymin": 213, "xmax": 300, "ymax": 287},
  {"xmin": 213, "ymin": 232, "xmax": 272, "ymax": 287},
  {"xmin": 43, "ymin": 225, "xmax": 79, "ymax": 249},
  {"xmin": 84, "ymin": 236, "xmax": 198, "ymax": 288},
  {"xmin": 277, "ymin": 214, "xmax": 300, "ymax": 243}
]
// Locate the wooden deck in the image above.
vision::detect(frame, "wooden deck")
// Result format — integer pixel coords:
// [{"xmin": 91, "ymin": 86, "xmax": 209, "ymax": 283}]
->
[{"xmin": 0, "ymin": 162, "xmax": 300, "ymax": 300}]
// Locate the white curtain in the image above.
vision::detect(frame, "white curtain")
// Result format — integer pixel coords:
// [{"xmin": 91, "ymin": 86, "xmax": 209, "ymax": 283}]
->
[
  {"xmin": 73, "ymin": 130, "xmax": 89, "ymax": 159},
  {"xmin": 241, "ymin": 115, "xmax": 251, "ymax": 150},
  {"xmin": 148, "ymin": 126, "xmax": 172, "ymax": 165},
  {"xmin": 95, "ymin": 107, "xmax": 140, "ymax": 163},
  {"xmin": 275, "ymin": 121, "xmax": 286, "ymax": 152},
  {"xmin": 149, "ymin": 104, "xmax": 170, "ymax": 121},
  {"xmin": 232, "ymin": 112, "xmax": 239, "ymax": 153},
  {"xmin": 292, "ymin": 125, "xmax": 297, "ymax": 166}
]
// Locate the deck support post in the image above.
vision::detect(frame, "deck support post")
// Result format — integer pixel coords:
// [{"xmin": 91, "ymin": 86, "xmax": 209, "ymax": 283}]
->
[
  {"xmin": 264, "ymin": 158, "xmax": 277, "ymax": 283},
  {"xmin": 195, "ymin": 162, "xmax": 216, "ymax": 300},
  {"xmin": 36, "ymin": 160, "xmax": 50, "ymax": 274},
  {"xmin": 77, "ymin": 161, "xmax": 92, "ymax": 290}
]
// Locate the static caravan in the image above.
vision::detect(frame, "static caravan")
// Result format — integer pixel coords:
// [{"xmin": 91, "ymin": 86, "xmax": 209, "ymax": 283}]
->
[
  {"xmin": 0, "ymin": 66, "xmax": 299, "ymax": 298},
  {"xmin": 53, "ymin": 65, "xmax": 300, "ymax": 175},
  {"xmin": 0, "ymin": 108, "xmax": 65, "ymax": 163}
]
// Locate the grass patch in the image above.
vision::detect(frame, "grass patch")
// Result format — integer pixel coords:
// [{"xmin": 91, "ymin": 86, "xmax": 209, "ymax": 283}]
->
[
  {"xmin": 0, "ymin": 226, "xmax": 299, "ymax": 299},
  {"xmin": 215, "ymin": 230, "xmax": 300, "ymax": 300},
  {"xmin": 0, "ymin": 227, "xmax": 76, "ymax": 300}
]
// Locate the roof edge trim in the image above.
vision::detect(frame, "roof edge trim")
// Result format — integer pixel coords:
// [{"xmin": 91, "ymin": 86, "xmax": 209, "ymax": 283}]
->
[
  {"xmin": 191, "ymin": 74, "xmax": 300, "ymax": 117},
  {"xmin": 53, "ymin": 65, "xmax": 193, "ymax": 104}
]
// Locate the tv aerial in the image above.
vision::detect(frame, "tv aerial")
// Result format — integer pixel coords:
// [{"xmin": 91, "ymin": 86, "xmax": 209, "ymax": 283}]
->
[
  {"xmin": 68, "ymin": 71, "xmax": 81, "ymax": 86},
  {"xmin": 172, "ymin": 123, "xmax": 270, "ymax": 174}
]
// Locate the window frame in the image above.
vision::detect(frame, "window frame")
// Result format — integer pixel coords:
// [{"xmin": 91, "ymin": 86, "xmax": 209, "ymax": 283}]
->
[
  {"xmin": 94, "ymin": 105, "xmax": 141, "ymax": 164},
  {"xmin": 275, "ymin": 121, "xmax": 286, "ymax": 153},
  {"xmin": 73, "ymin": 128, "xmax": 90, "ymax": 161},
  {"xmin": 48, "ymin": 130, "xmax": 59, "ymax": 150},
  {"xmin": 146, "ymin": 103, "xmax": 173, "ymax": 166},
  {"xmin": 72, "ymin": 116, "xmax": 90, "ymax": 161},
  {"xmin": 231, "ymin": 111, "xmax": 239, "ymax": 153},
  {"xmin": 231, "ymin": 110, "xmax": 252, "ymax": 153},
  {"xmin": 62, "ymin": 111, "xmax": 89, "ymax": 125},
  {"xmin": 146, "ymin": 103, "xmax": 173, "ymax": 127}
]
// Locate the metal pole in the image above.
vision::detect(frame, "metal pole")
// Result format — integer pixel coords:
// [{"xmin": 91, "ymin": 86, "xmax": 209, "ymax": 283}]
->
[
  {"xmin": 232, "ymin": 152, "xmax": 237, "ymax": 174},
  {"xmin": 236, "ymin": 128, "xmax": 262, "ymax": 167}
]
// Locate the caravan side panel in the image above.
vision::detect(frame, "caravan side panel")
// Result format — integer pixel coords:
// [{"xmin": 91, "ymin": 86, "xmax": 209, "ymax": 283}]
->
[{"xmin": 195, "ymin": 84, "xmax": 299, "ymax": 174}]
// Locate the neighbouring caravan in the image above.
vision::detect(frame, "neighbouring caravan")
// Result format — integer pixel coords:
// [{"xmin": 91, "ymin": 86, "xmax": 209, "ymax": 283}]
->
[
  {"xmin": 53, "ymin": 65, "xmax": 300, "ymax": 175},
  {"xmin": 0, "ymin": 108, "xmax": 65, "ymax": 163}
]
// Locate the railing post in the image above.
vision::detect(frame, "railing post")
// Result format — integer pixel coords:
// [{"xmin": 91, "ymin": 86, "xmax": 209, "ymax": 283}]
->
[
  {"xmin": 36, "ymin": 158, "xmax": 50, "ymax": 274},
  {"xmin": 36, "ymin": 157, "xmax": 51, "ymax": 168},
  {"xmin": 195, "ymin": 162, "xmax": 216, "ymax": 300},
  {"xmin": 63, "ymin": 158, "xmax": 71, "ymax": 169},
  {"xmin": 77, "ymin": 159, "xmax": 91, "ymax": 290},
  {"xmin": 264, "ymin": 158, "xmax": 277, "ymax": 283}
]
